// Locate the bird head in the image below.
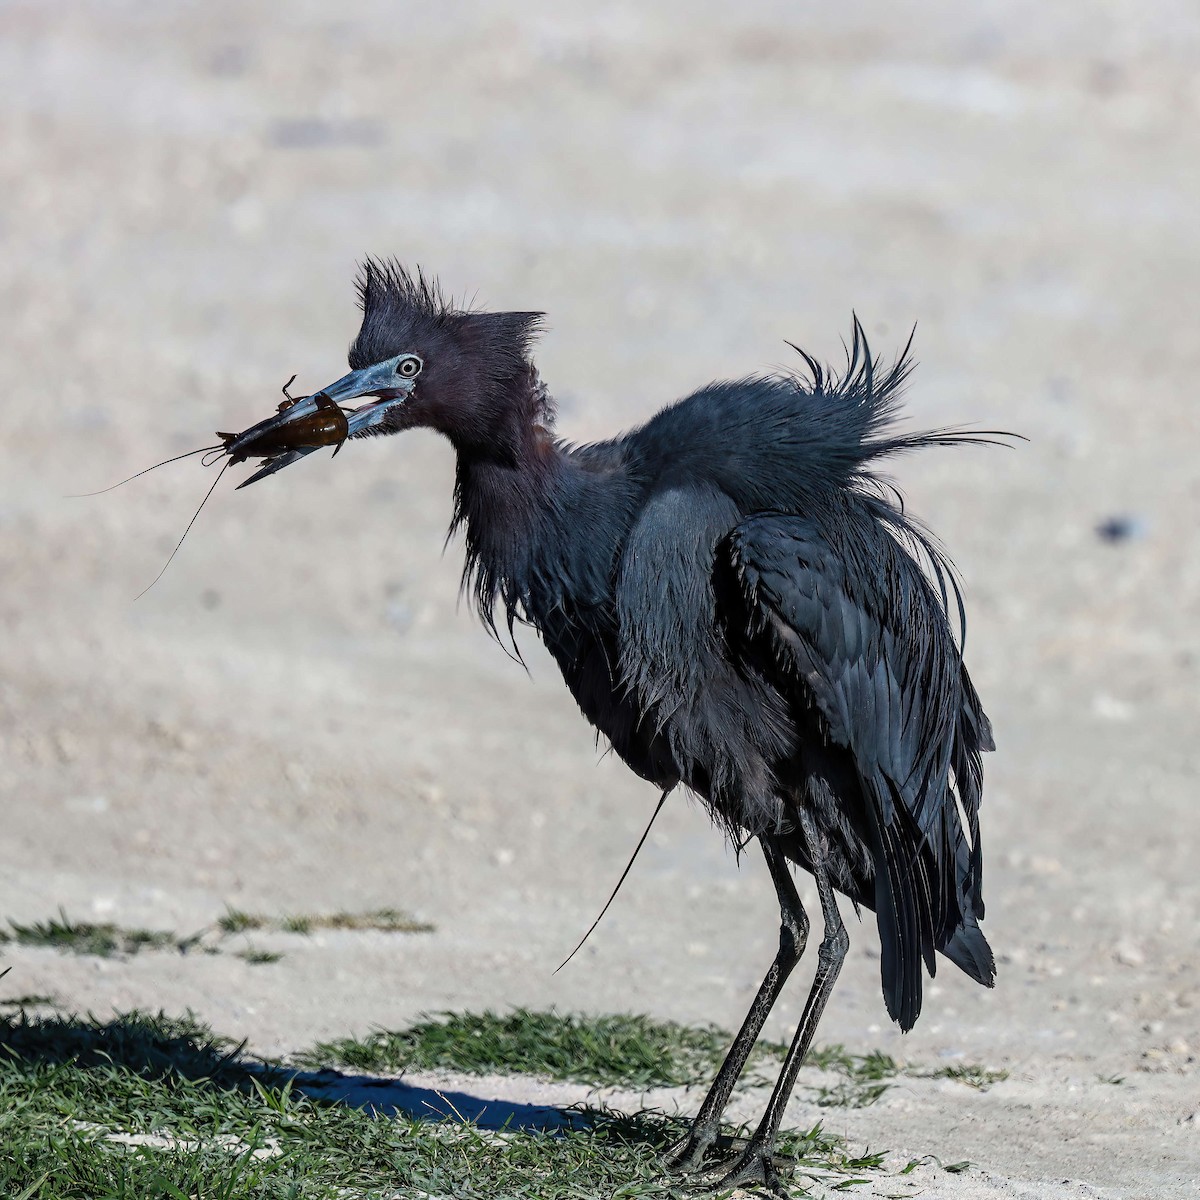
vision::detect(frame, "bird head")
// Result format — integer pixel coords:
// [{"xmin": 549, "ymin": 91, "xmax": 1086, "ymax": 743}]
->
[{"xmin": 267, "ymin": 261, "xmax": 544, "ymax": 463}]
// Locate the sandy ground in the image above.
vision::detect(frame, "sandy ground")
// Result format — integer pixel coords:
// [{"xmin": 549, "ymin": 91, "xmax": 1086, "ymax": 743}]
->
[{"xmin": 1, "ymin": 1, "xmax": 1198, "ymax": 1195}]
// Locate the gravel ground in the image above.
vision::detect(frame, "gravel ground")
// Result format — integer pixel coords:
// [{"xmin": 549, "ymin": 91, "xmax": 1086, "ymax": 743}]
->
[{"xmin": 1, "ymin": 2, "xmax": 1198, "ymax": 1195}]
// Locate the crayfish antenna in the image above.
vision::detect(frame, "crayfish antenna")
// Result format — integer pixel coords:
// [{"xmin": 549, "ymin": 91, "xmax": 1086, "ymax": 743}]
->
[
  {"xmin": 134, "ymin": 458, "xmax": 232, "ymax": 600},
  {"xmin": 69, "ymin": 444, "xmax": 224, "ymax": 497}
]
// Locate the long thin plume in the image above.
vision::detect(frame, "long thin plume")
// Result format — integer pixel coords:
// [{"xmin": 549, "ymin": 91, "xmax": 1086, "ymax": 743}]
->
[{"xmin": 554, "ymin": 789, "xmax": 671, "ymax": 973}]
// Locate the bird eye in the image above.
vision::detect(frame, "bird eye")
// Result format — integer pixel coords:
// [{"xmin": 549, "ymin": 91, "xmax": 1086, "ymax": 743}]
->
[{"xmin": 397, "ymin": 356, "xmax": 421, "ymax": 378}]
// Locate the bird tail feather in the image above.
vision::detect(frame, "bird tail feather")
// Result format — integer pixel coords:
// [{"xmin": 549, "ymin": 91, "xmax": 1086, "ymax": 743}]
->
[{"xmin": 940, "ymin": 918, "xmax": 995, "ymax": 987}]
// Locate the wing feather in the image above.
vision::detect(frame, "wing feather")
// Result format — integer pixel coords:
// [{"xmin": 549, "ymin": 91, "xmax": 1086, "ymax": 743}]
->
[{"xmin": 720, "ymin": 509, "xmax": 994, "ymax": 1029}]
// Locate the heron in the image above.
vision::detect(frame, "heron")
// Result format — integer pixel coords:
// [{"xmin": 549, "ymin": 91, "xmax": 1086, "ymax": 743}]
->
[{"xmin": 246, "ymin": 261, "xmax": 998, "ymax": 1191}]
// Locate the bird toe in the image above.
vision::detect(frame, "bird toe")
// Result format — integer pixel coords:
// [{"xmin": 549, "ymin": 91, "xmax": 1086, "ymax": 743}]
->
[
  {"xmin": 705, "ymin": 1141, "xmax": 794, "ymax": 1198},
  {"xmin": 665, "ymin": 1128, "xmax": 752, "ymax": 1177}
]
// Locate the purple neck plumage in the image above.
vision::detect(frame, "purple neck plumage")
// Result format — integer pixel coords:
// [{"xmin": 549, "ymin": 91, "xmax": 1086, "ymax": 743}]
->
[{"xmin": 448, "ymin": 364, "xmax": 570, "ymax": 636}]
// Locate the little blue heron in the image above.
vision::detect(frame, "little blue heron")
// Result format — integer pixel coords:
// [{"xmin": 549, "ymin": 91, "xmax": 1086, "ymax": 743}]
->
[{"xmin": 252, "ymin": 261, "xmax": 998, "ymax": 1191}]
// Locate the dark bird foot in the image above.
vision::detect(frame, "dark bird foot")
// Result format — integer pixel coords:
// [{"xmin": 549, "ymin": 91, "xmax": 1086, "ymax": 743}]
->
[
  {"xmin": 665, "ymin": 1128, "xmax": 726, "ymax": 1175},
  {"xmin": 704, "ymin": 1140, "xmax": 794, "ymax": 1197},
  {"xmin": 666, "ymin": 1131, "xmax": 793, "ymax": 1197}
]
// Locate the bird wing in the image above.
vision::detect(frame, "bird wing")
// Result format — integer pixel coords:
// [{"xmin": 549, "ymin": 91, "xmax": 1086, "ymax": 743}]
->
[
  {"xmin": 718, "ymin": 510, "xmax": 994, "ymax": 1029},
  {"xmin": 614, "ymin": 484, "xmax": 801, "ymax": 836},
  {"xmin": 615, "ymin": 483, "xmax": 743, "ymax": 714}
]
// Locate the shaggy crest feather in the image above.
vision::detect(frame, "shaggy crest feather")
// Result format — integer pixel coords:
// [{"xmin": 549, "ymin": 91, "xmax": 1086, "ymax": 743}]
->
[{"xmin": 349, "ymin": 257, "xmax": 545, "ymax": 389}]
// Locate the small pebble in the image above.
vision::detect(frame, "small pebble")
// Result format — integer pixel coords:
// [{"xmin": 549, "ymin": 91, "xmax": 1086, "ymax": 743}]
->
[
  {"xmin": 1095, "ymin": 513, "xmax": 1147, "ymax": 543},
  {"xmin": 1093, "ymin": 693, "xmax": 1134, "ymax": 722},
  {"xmin": 1114, "ymin": 942, "xmax": 1145, "ymax": 967}
]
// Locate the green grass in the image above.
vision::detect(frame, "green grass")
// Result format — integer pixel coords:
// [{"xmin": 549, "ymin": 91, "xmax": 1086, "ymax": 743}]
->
[
  {"xmin": 802, "ymin": 1045, "xmax": 900, "ymax": 1108},
  {"xmin": 213, "ymin": 909, "xmax": 263, "ymax": 935},
  {"xmin": 0, "ymin": 911, "xmax": 178, "ymax": 958},
  {"xmin": 900, "ymin": 1155, "xmax": 972, "ymax": 1176},
  {"xmin": 0, "ymin": 907, "xmax": 434, "ymax": 970},
  {"xmin": 811, "ymin": 1078, "xmax": 893, "ymax": 1110},
  {"xmin": 0, "ymin": 1009, "xmax": 890, "ymax": 1199},
  {"xmin": 0, "ymin": 901, "xmax": 1001, "ymax": 1112},
  {"xmin": 0, "ymin": 1009, "xmax": 247, "ymax": 1079},
  {"xmin": 303, "ymin": 1009, "xmax": 740, "ymax": 1089},
  {"xmin": 0, "ymin": 994, "xmax": 59, "ymax": 1009},
  {"xmin": 234, "ymin": 948, "xmax": 284, "ymax": 966},
  {"xmin": 303, "ymin": 1012, "xmax": 1001, "ymax": 1113},
  {"xmin": 217, "ymin": 908, "xmax": 434, "ymax": 936},
  {"xmin": 924, "ymin": 1063, "xmax": 1008, "ymax": 1090},
  {"xmin": 804, "ymin": 1046, "xmax": 898, "ymax": 1080},
  {"xmin": 798, "ymin": 1046, "xmax": 1007, "ymax": 1106}
]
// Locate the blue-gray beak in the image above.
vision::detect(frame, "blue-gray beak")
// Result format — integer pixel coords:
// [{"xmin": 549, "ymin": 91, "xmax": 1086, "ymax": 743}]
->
[{"xmin": 232, "ymin": 354, "xmax": 420, "ymax": 488}]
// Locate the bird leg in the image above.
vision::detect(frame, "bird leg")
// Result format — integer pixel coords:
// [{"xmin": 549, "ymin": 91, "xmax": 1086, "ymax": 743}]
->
[
  {"xmin": 668, "ymin": 839, "xmax": 809, "ymax": 1175},
  {"xmin": 710, "ymin": 808, "xmax": 849, "ymax": 1194}
]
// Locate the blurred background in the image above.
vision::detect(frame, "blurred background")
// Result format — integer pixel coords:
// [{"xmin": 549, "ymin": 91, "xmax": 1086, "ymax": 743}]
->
[{"xmin": 1, "ymin": 1, "xmax": 1197, "ymax": 1189}]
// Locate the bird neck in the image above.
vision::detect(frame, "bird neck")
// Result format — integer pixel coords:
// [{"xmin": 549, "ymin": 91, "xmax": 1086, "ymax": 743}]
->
[
  {"xmin": 448, "ymin": 370, "xmax": 632, "ymax": 636},
  {"xmin": 449, "ymin": 368, "xmax": 572, "ymax": 633}
]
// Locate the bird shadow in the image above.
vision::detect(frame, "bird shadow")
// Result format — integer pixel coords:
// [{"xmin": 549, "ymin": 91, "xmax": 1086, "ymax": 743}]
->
[
  {"xmin": 278, "ymin": 1064, "xmax": 583, "ymax": 1131},
  {"xmin": 0, "ymin": 1009, "xmax": 671, "ymax": 1139}
]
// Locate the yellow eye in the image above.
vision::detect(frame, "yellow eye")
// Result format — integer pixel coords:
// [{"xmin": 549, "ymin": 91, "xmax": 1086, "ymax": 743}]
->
[{"xmin": 398, "ymin": 356, "xmax": 421, "ymax": 378}]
